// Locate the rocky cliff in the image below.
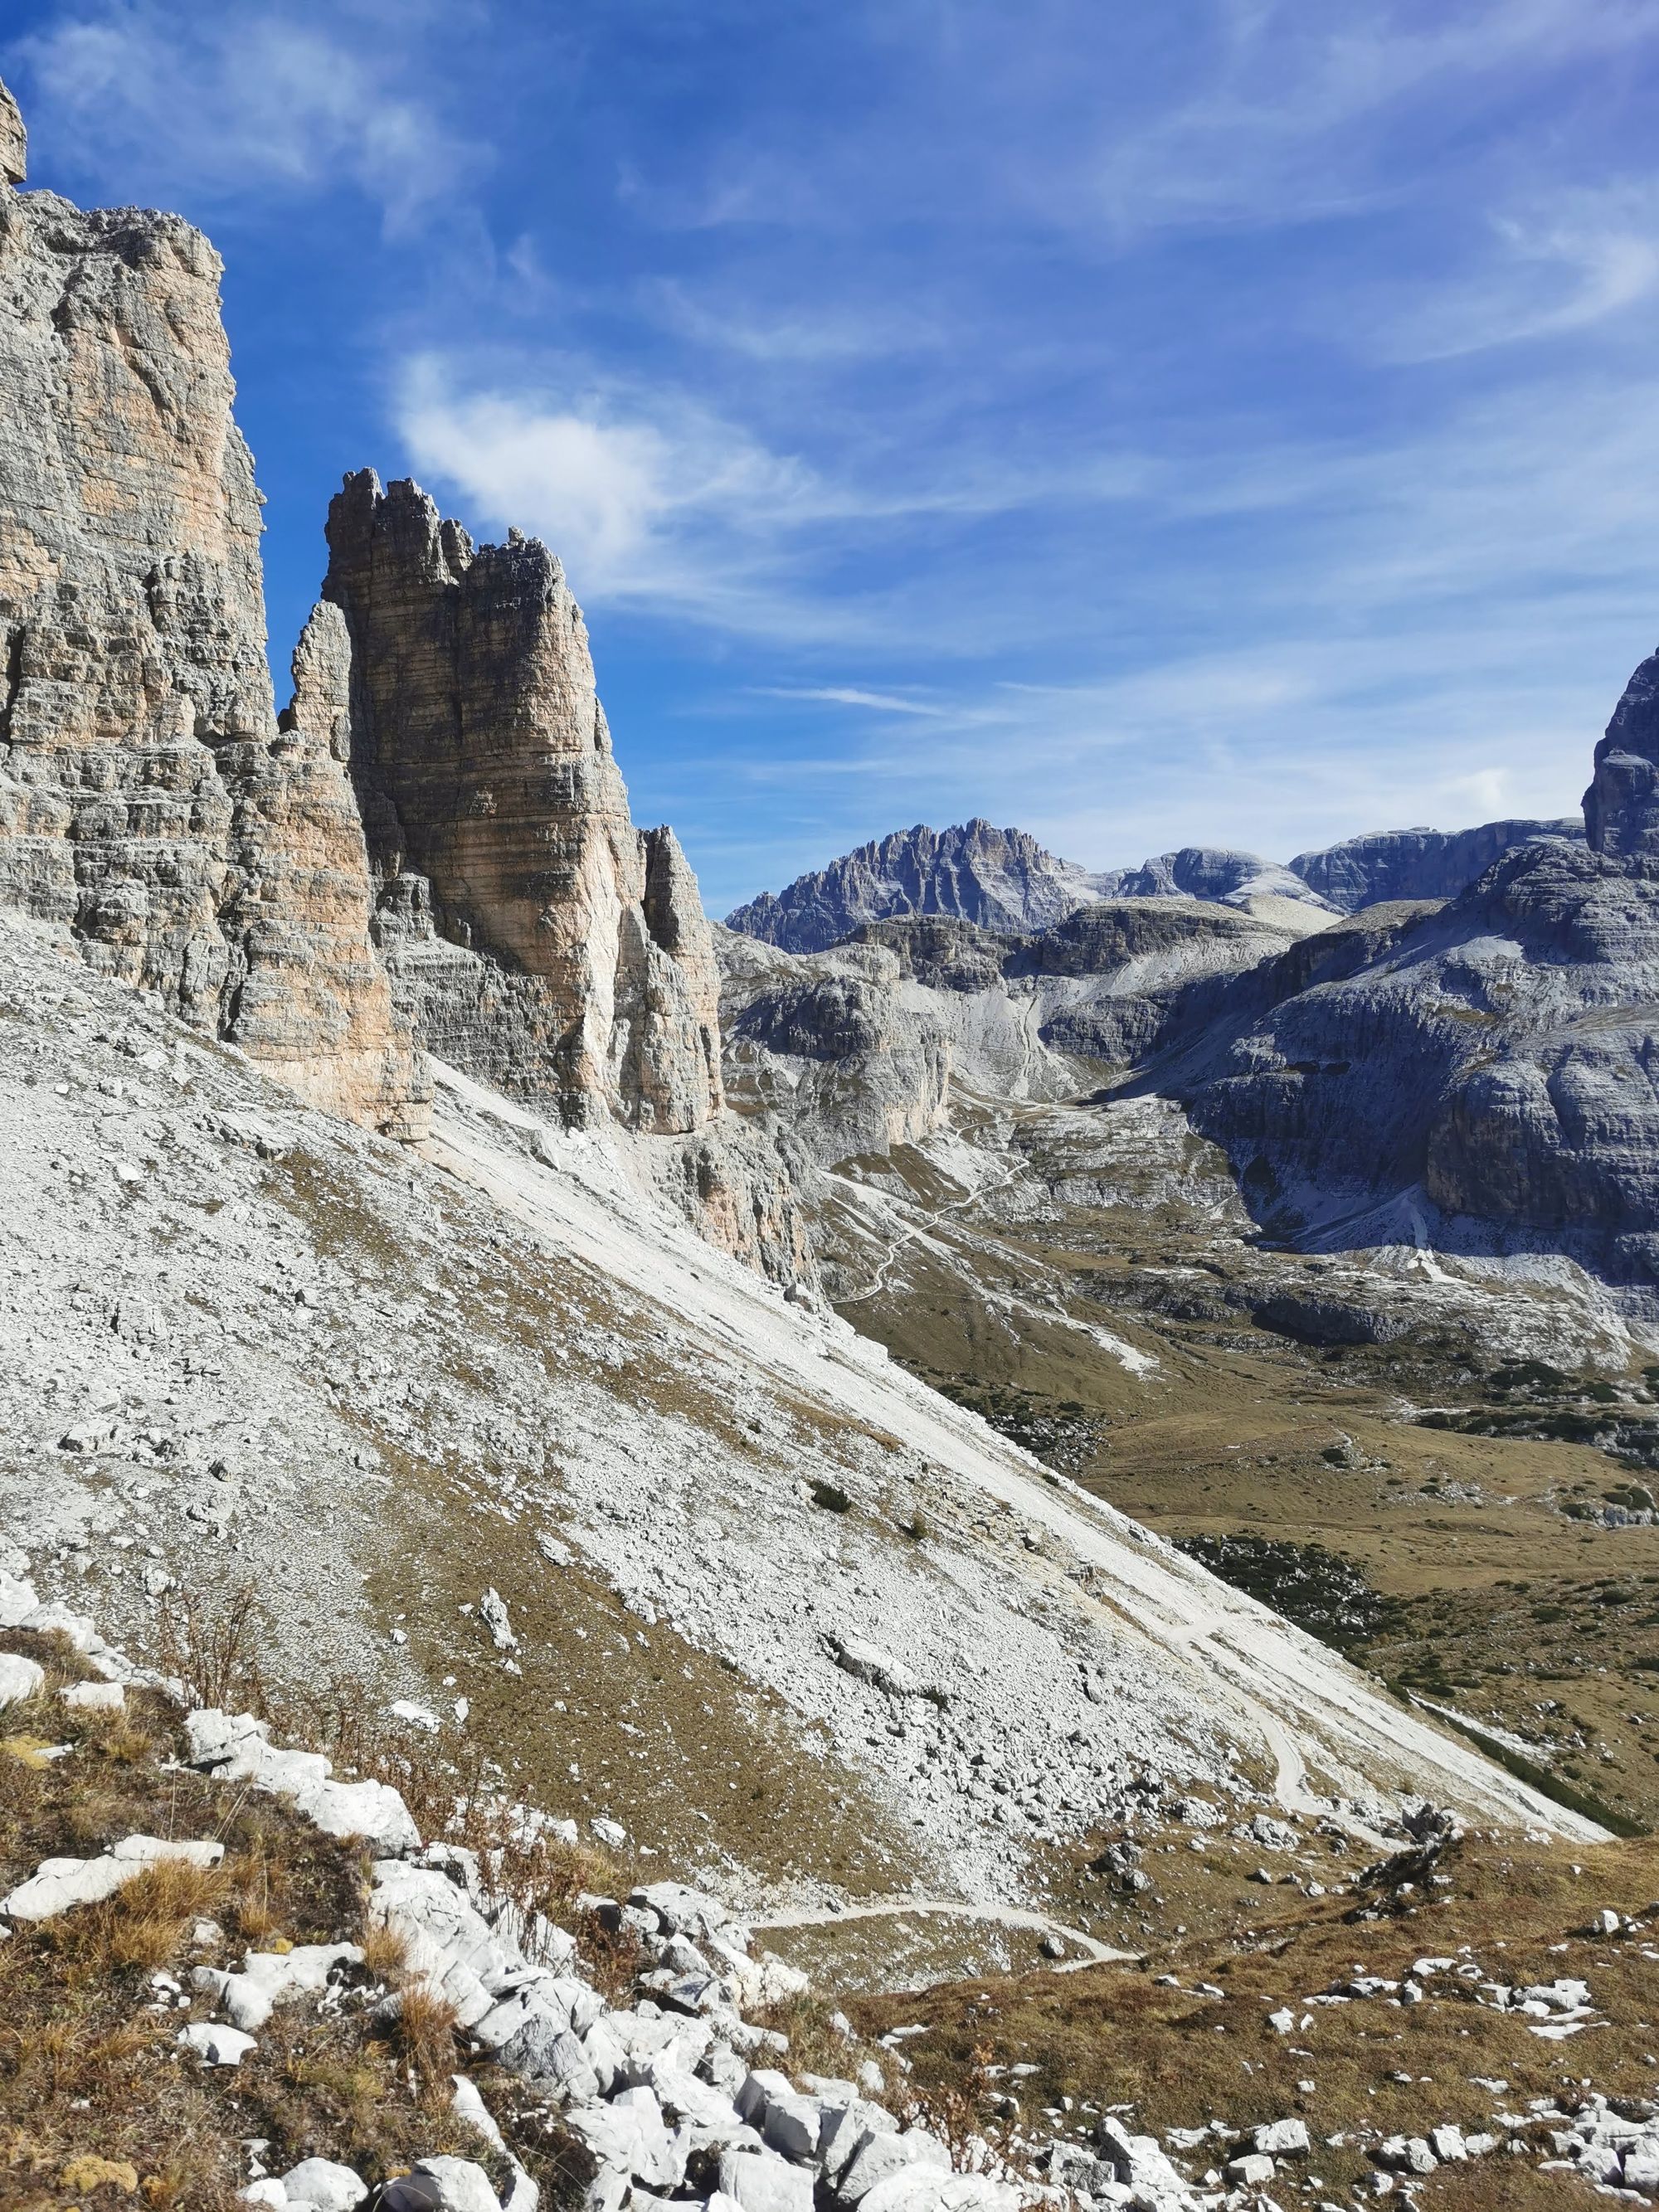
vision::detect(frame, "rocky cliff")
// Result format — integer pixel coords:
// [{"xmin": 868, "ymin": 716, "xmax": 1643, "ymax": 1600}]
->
[
  {"xmin": 726, "ymin": 819, "xmax": 1113, "ymax": 952},
  {"xmin": 1091, "ymin": 846, "xmax": 1333, "ymax": 924},
  {"xmin": 1127, "ymin": 657, "xmax": 1659, "ymax": 1296},
  {"xmin": 0, "ymin": 84, "xmax": 424, "ymax": 1137},
  {"xmin": 1584, "ymin": 644, "xmax": 1659, "ymax": 858},
  {"xmin": 1288, "ymin": 818, "xmax": 1584, "ymax": 911},
  {"xmin": 322, "ymin": 471, "xmax": 723, "ymax": 1135},
  {"xmin": 730, "ymin": 818, "xmax": 1589, "ymax": 958}
]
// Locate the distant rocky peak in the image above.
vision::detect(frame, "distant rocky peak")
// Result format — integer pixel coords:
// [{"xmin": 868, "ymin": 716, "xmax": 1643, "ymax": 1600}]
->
[
  {"xmin": 726, "ymin": 819, "xmax": 1107, "ymax": 953},
  {"xmin": 0, "ymin": 75, "xmax": 24, "ymax": 188},
  {"xmin": 1584, "ymin": 647, "xmax": 1659, "ymax": 859}
]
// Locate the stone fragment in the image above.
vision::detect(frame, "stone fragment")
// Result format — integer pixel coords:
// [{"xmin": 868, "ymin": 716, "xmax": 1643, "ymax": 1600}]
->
[
  {"xmin": 406, "ymin": 2160, "xmax": 504, "ymax": 2212},
  {"xmin": 480, "ymin": 1588, "xmax": 518, "ymax": 1650},
  {"xmin": 279, "ymin": 2161, "xmax": 367, "ymax": 2212},
  {"xmin": 178, "ymin": 2020, "xmax": 256, "ymax": 2066},
  {"xmin": 194, "ymin": 1942, "xmax": 363, "ymax": 2031},
  {"xmin": 2, "ymin": 1835, "xmax": 222, "ymax": 1921},
  {"xmin": 0, "ymin": 1653, "xmax": 43, "ymax": 1707}
]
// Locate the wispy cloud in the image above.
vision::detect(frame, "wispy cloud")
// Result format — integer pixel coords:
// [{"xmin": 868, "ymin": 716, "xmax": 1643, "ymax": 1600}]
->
[
  {"xmin": 750, "ymin": 686, "xmax": 948, "ymax": 715},
  {"xmin": 1087, "ymin": 0, "xmax": 1659, "ymax": 236},
  {"xmin": 10, "ymin": 1, "xmax": 483, "ymax": 231},
  {"xmin": 1358, "ymin": 189, "xmax": 1659, "ymax": 362}
]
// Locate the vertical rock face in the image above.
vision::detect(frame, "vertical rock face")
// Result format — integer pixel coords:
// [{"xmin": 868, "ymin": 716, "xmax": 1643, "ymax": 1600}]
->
[
  {"xmin": 322, "ymin": 469, "xmax": 722, "ymax": 1133},
  {"xmin": 1584, "ymin": 649, "xmax": 1659, "ymax": 859},
  {"xmin": 0, "ymin": 79, "xmax": 24, "ymax": 187},
  {"xmin": 0, "ymin": 86, "xmax": 424, "ymax": 1136}
]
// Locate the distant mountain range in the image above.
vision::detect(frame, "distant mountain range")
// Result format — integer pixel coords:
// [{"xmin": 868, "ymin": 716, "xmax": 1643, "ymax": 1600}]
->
[{"xmin": 726, "ymin": 814, "xmax": 1585, "ymax": 953}]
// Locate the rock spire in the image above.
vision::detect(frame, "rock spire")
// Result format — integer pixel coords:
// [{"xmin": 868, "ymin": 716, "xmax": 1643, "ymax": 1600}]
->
[
  {"xmin": 0, "ymin": 84, "xmax": 424, "ymax": 1136},
  {"xmin": 1584, "ymin": 647, "xmax": 1659, "ymax": 859},
  {"xmin": 321, "ymin": 469, "xmax": 722, "ymax": 1133},
  {"xmin": 1, "ymin": 75, "xmax": 25, "ymax": 187}
]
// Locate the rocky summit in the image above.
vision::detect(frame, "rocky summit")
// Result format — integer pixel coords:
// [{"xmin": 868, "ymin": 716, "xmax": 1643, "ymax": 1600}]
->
[
  {"xmin": 725, "ymin": 822, "xmax": 1117, "ymax": 953},
  {"xmin": 730, "ymin": 817, "xmax": 1586, "ymax": 957},
  {"xmin": 8, "ymin": 65, "xmax": 1659, "ymax": 2212}
]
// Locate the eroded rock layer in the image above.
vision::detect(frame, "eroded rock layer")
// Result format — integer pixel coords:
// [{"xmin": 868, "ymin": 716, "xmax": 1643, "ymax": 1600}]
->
[
  {"xmin": 322, "ymin": 471, "xmax": 722, "ymax": 1135},
  {"xmin": 0, "ymin": 113, "xmax": 423, "ymax": 1137}
]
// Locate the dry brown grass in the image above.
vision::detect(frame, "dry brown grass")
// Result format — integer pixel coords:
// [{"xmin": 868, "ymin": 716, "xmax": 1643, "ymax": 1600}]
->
[
  {"xmin": 95, "ymin": 1858, "xmax": 231, "ymax": 1971},
  {"xmin": 359, "ymin": 1918, "xmax": 409, "ymax": 1981},
  {"xmin": 852, "ymin": 1828, "xmax": 1659, "ymax": 2208},
  {"xmin": 383, "ymin": 1984, "xmax": 463, "ymax": 2094}
]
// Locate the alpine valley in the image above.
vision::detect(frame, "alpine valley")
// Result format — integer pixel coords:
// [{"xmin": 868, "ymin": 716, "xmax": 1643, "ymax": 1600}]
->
[{"xmin": 5, "ymin": 70, "xmax": 1659, "ymax": 2212}]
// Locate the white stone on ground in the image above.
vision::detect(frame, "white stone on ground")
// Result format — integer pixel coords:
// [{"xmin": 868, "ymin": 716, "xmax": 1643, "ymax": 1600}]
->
[
  {"xmin": 1, "ymin": 1835, "xmax": 222, "ymax": 1920},
  {"xmin": 0, "ymin": 1652, "xmax": 43, "ymax": 1707},
  {"xmin": 279, "ymin": 2159, "xmax": 367, "ymax": 2212}
]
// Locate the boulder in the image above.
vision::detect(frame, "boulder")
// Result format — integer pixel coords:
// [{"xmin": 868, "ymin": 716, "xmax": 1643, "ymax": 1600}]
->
[
  {"xmin": 715, "ymin": 2149, "xmax": 815, "ymax": 2212},
  {"xmin": 2, "ymin": 1835, "xmax": 222, "ymax": 1922},
  {"xmin": 0, "ymin": 1652, "xmax": 44, "ymax": 1707},
  {"xmin": 1251, "ymin": 2118, "xmax": 1309, "ymax": 2156},
  {"xmin": 407, "ymin": 2160, "xmax": 504, "ymax": 2212},
  {"xmin": 838, "ymin": 2128, "xmax": 951, "ymax": 2204},
  {"xmin": 279, "ymin": 2161, "xmax": 367, "ymax": 2212}
]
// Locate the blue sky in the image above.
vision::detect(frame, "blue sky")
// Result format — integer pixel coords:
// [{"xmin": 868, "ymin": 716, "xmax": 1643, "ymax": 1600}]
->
[{"xmin": 9, "ymin": 0, "xmax": 1659, "ymax": 914}]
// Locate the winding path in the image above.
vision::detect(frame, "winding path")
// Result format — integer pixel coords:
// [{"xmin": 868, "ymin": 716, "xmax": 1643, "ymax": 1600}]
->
[{"xmin": 747, "ymin": 1897, "xmax": 1135, "ymax": 1966}]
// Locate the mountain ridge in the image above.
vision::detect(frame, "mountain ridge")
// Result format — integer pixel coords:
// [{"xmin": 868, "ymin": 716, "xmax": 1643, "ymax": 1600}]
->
[{"xmin": 728, "ymin": 815, "xmax": 1587, "ymax": 954}]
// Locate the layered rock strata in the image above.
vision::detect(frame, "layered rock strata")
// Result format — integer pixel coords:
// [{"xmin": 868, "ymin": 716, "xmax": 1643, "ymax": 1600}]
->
[
  {"xmin": 1125, "ymin": 657, "xmax": 1659, "ymax": 1292},
  {"xmin": 0, "ymin": 83, "xmax": 423, "ymax": 1137},
  {"xmin": 1584, "ymin": 644, "xmax": 1659, "ymax": 858},
  {"xmin": 727, "ymin": 819, "xmax": 1112, "ymax": 952},
  {"xmin": 1289, "ymin": 819, "xmax": 1583, "ymax": 911},
  {"xmin": 322, "ymin": 471, "xmax": 722, "ymax": 1135}
]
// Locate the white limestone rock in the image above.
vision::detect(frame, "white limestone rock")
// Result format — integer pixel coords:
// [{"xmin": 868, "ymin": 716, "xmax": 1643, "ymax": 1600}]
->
[
  {"xmin": 194, "ymin": 1942, "xmax": 363, "ymax": 2032},
  {"xmin": 0, "ymin": 1653, "xmax": 44, "ymax": 1707},
  {"xmin": 2, "ymin": 1835, "xmax": 222, "ymax": 1921}
]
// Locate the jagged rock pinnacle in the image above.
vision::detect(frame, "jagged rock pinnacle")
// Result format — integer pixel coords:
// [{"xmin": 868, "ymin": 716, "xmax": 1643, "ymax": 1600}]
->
[
  {"xmin": 1584, "ymin": 646, "xmax": 1659, "ymax": 858},
  {"xmin": 0, "ymin": 76, "xmax": 25, "ymax": 188}
]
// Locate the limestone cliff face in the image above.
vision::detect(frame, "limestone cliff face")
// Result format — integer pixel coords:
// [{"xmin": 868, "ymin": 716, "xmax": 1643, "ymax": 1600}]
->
[
  {"xmin": 322, "ymin": 470, "xmax": 722, "ymax": 1135},
  {"xmin": 1289, "ymin": 819, "xmax": 1584, "ymax": 911},
  {"xmin": 727, "ymin": 819, "xmax": 1112, "ymax": 953},
  {"xmin": 0, "ymin": 90, "xmax": 423, "ymax": 1137},
  {"xmin": 1584, "ymin": 648, "xmax": 1659, "ymax": 858}
]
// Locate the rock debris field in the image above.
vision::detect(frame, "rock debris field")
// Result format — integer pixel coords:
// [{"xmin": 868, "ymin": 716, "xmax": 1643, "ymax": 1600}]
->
[{"xmin": 0, "ymin": 916, "xmax": 1598, "ymax": 1930}]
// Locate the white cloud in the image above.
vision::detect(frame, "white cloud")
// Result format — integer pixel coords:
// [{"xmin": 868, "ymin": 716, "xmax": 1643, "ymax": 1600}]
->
[
  {"xmin": 1087, "ymin": 0, "xmax": 1659, "ymax": 236},
  {"xmin": 395, "ymin": 354, "xmax": 819, "ymax": 608},
  {"xmin": 751, "ymin": 686, "xmax": 947, "ymax": 715},
  {"xmin": 1362, "ymin": 192, "xmax": 1659, "ymax": 362},
  {"xmin": 11, "ymin": 2, "xmax": 479, "ymax": 231}
]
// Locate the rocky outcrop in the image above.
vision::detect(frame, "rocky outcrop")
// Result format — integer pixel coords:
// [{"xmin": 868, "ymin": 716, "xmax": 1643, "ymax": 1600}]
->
[
  {"xmin": 727, "ymin": 820, "xmax": 1112, "ymax": 952},
  {"xmin": 1289, "ymin": 819, "xmax": 1584, "ymax": 911},
  {"xmin": 322, "ymin": 471, "xmax": 722, "ymax": 1135},
  {"xmin": 1584, "ymin": 647, "xmax": 1659, "ymax": 858},
  {"xmin": 1151, "ymin": 784, "xmax": 1659, "ymax": 1294},
  {"xmin": 0, "ymin": 76, "xmax": 24, "ymax": 187},
  {"xmin": 0, "ymin": 80, "xmax": 423, "ymax": 1138},
  {"xmin": 718, "ymin": 927, "xmax": 951, "ymax": 1164},
  {"xmin": 1092, "ymin": 846, "xmax": 1332, "ymax": 920}
]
